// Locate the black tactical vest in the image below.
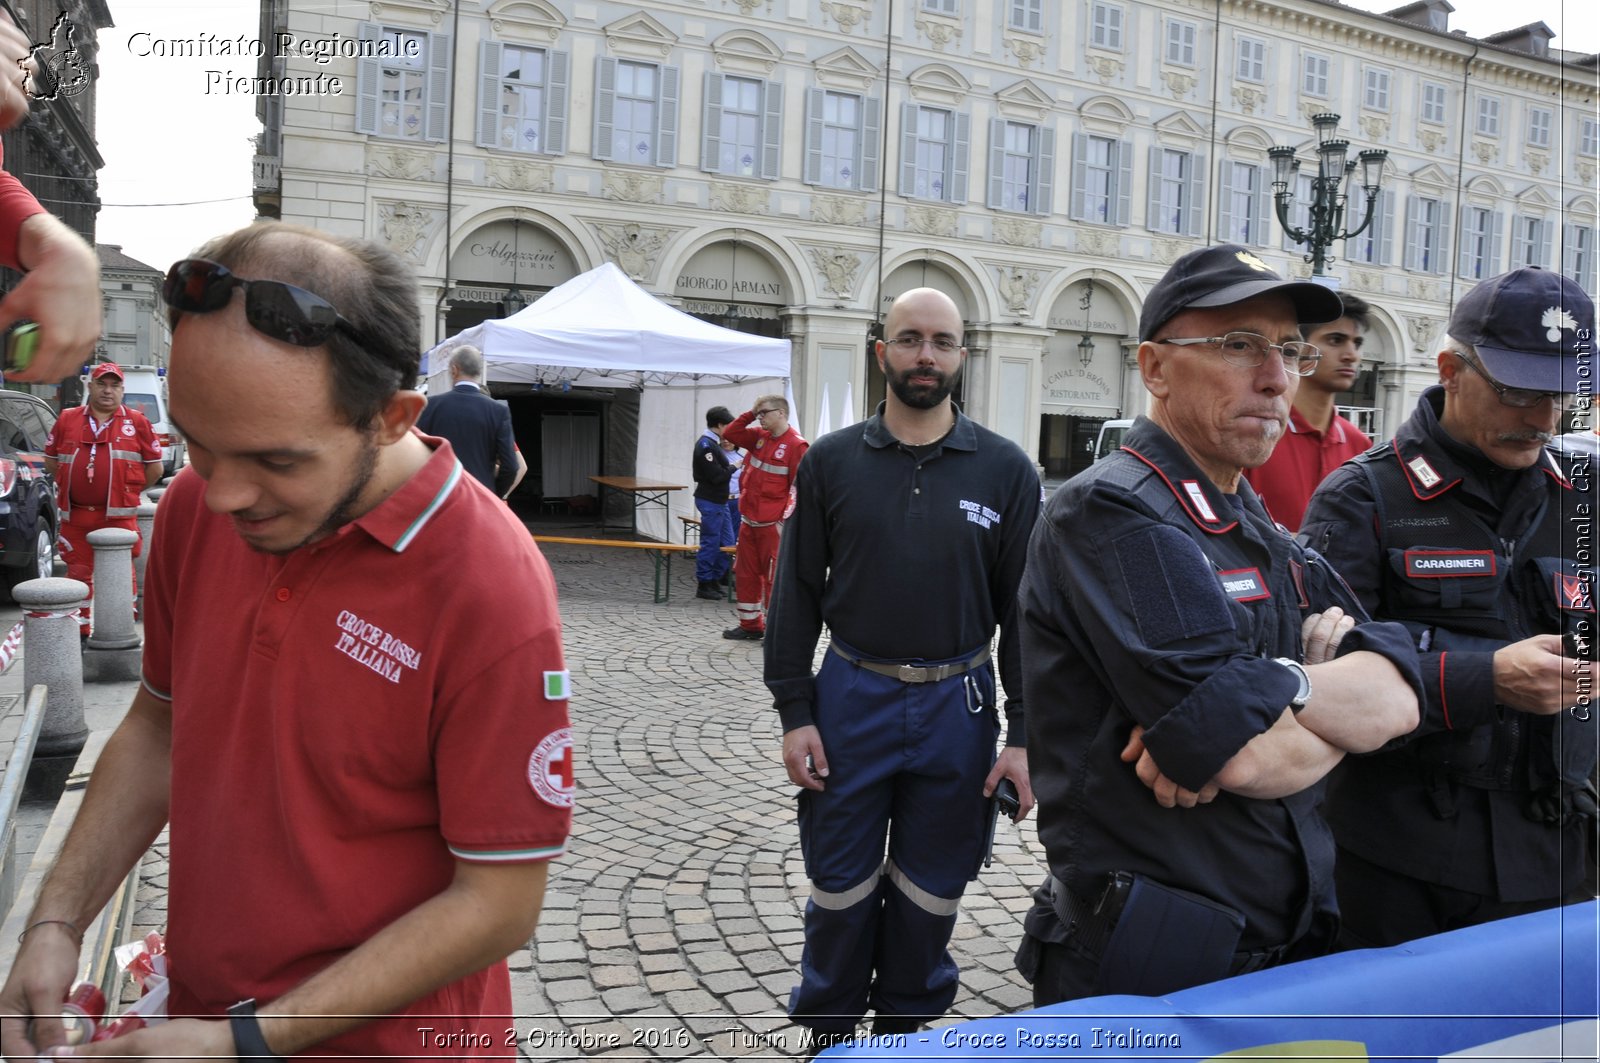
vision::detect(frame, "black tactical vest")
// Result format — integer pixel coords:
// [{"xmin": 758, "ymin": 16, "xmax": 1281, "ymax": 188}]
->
[{"xmin": 1349, "ymin": 442, "xmax": 1595, "ymax": 794}]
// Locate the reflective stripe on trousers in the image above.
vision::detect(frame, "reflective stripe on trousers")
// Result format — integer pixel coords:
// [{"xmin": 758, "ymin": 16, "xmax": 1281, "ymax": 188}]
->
[{"xmin": 789, "ymin": 642, "xmax": 998, "ymax": 1031}]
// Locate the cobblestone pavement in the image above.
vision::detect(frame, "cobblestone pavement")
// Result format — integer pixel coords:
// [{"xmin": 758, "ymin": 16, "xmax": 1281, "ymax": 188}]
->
[{"xmin": 125, "ymin": 535, "xmax": 1049, "ymax": 1060}]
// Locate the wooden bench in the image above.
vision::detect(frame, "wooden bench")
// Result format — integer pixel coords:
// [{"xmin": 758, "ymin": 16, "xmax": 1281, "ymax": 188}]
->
[
  {"xmin": 678, "ymin": 514, "xmax": 701, "ymax": 543},
  {"xmin": 532, "ymin": 535, "xmax": 734, "ymax": 604}
]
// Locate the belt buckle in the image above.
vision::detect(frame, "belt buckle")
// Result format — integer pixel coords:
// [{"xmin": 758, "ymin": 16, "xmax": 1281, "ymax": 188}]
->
[{"xmin": 897, "ymin": 664, "xmax": 925, "ymax": 683}]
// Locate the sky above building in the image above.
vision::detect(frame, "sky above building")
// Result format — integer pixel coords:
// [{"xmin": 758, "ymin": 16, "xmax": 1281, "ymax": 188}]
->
[{"xmin": 87, "ymin": 0, "xmax": 1600, "ymax": 277}]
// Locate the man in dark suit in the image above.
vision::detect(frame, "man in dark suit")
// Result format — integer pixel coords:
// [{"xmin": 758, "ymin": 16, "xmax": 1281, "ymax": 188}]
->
[{"xmin": 417, "ymin": 345, "xmax": 524, "ymax": 498}]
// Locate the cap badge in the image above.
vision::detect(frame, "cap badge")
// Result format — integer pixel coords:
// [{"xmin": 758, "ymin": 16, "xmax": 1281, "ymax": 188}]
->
[
  {"xmin": 1235, "ymin": 251, "xmax": 1270, "ymax": 272},
  {"xmin": 1542, "ymin": 307, "xmax": 1578, "ymax": 342}
]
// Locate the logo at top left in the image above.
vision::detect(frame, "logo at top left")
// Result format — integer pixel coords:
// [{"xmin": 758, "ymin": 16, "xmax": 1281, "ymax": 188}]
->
[{"xmin": 20, "ymin": 12, "xmax": 89, "ymax": 102}]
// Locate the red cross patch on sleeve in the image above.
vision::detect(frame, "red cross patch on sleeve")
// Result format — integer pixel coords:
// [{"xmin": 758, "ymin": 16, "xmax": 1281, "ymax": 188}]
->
[{"xmin": 527, "ymin": 728, "xmax": 575, "ymax": 809}]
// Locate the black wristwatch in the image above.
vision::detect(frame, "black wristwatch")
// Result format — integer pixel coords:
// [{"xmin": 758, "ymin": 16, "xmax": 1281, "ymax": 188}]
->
[
  {"xmin": 1272, "ymin": 657, "xmax": 1313, "ymax": 713},
  {"xmin": 228, "ymin": 998, "xmax": 286, "ymax": 1063}
]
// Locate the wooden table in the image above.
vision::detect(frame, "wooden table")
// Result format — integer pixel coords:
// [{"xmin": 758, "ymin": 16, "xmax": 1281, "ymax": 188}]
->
[{"xmin": 588, "ymin": 475, "xmax": 687, "ymax": 538}]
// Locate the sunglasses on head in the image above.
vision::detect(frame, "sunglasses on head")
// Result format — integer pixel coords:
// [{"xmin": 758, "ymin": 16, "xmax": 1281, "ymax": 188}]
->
[{"xmin": 163, "ymin": 259, "xmax": 375, "ymax": 351}]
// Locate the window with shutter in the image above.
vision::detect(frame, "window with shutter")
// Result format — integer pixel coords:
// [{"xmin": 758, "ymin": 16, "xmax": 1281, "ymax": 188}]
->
[
  {"xmin": 1527, "ymin": 107, "xmax": 1551, "ymax": 149},
  {"xmin": 1090, "ymin": 3, "xmax": 1123, "ymax": 50},
  {"xmin": 908, "ymin": 105, "xmax": 953, "ymax": 201},
  {"xmin": 1009, "ymin": 0, "xmax": 1043, "ymax": 33},
  {"xmin": 1235, "ymin": 37, "xmax": 1265, "ymax": 83},
  {"xmin": 817, "ymin": 90, "xmax": 863, "ymax": 189},
  {"xmin": 1421, "ymin": 82, "xmax": 1447, "ymax": 125},
  {"xmin": 998, "ymin": 121, "xmax": 1037, "ymax": 213},
  {"xmin": 360, "ymin": 25, "xmax": 434, "ymax": 142},
  {"xmin": 481, "ymin": 44, "xmax": 548, "ymax": 153},
  {"xmin": 1458, "ymin": 206, "xmax": 1498, "ymax": 280},
  {"xmin": 1564, "ymin": 224, "xmax": 1597, "ymax": 294},
  {"xmin": 1301, "ymin": 53, "xmax": 1328, "ymax": 98},
  {"xmin": 711, "ymin": 75, "xmax": 763, "ymax": 176},
  {"xmin": 1363, "ymin": 67, "xmax": 1390, "ymax": 112},
  {"xmin": 616, "ymin": 61, "xmax": 657, "ymax": 164},
  {"xmin": 1165, "ymin": 21, "xmax": 1197, "ymax": 66},
  {"xmin": 1476, "ymin": 96, "xmax": 1500, "ymax": 138}
]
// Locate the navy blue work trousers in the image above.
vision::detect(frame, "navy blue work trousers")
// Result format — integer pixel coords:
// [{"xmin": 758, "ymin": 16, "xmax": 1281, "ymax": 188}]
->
[
  {"xmin": 789, "ymin": 639, "xmax": 998, "ymax": 1032},
  {"xmin": 694, "ymin": 496, "xmax": 734, "ymax": 582}
]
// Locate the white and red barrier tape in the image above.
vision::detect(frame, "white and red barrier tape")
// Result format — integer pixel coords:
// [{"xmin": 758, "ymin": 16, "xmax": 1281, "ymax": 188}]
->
[{"xmin": 0, "ymin": 619, "xmax": 23, "ymax": 675}]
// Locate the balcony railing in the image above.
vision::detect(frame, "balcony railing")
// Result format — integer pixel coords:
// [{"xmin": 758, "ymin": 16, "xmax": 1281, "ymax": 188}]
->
[
  {"xmin": 1338, "ymin": 405, "xmax": 1382, "ymax": 438},
  {"xmin": 252, "ymin": 154, "xmax": 280, "ymax": 193}
]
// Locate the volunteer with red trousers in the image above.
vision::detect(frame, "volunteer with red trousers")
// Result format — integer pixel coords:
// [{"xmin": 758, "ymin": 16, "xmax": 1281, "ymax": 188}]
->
[
  {"xmin": 721, "ymin": 395, "xmax": 807, "ymax": 640},
  {"xmin": 44, "ymin": 362, "xmax": 163, "ymax": 634}
]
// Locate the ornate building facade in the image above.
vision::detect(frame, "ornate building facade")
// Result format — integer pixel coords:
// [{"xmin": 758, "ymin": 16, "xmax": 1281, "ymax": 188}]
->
[
  {"xmin": 252, "ymin": 0, "xmax": 1598, "ymax": 480},
  {"xmin": 0, "ymin": 0, "xmax": 110, "ymax": 407}
]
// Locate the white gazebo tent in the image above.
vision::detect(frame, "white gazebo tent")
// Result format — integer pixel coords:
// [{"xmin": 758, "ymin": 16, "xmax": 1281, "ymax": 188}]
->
[{"xmin": 424, "ymin": 263, "xmax": 793, "ymax": 540}]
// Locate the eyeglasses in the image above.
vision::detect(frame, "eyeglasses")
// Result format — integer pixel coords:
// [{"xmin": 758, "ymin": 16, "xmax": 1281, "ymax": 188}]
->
[
  {"xmin": 1455, "ymin": 353, "xmax": 1577, "ymax": 412},
  {"xmin": 886, "ymin": 336, "xmax": 962, "ymax": 354},
  {"xmin": 754, "ymin": 407, "xmax": 778, "ymax": 418},
  {"xmin": 1156, "ymin": 332, "xmax": 1323, "ymax": 377},
  {"xmin": 163, "ymin": 259, "xmax": 375, "ymax": 351}
]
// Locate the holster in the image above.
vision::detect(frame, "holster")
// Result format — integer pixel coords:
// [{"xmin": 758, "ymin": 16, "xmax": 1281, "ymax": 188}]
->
[{"xmin": 1091, "ymin": 874, "xmax": 1244, "ymax": 997}]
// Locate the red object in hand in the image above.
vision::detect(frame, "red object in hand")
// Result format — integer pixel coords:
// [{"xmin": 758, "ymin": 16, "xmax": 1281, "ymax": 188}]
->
[
  {"xmin": 61, "ymin": 981, "xmax": 107, "ymax": 1045},
  {"xmin": 91, "ymin": 1014, "xmax": 147, "ymax": 1042}
]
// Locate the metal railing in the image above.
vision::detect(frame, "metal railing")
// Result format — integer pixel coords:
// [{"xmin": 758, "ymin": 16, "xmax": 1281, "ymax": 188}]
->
[
  {"xmin": 1338, "ymin": 405, "xmax": 1382, "ymax": 438},
  {"xmin": 252, "ymin": 154, "xmax": 281, "ymax": 192},
  {"xmin": 0, "ymin": 684, "xmax": 47, "ymax": 919}
]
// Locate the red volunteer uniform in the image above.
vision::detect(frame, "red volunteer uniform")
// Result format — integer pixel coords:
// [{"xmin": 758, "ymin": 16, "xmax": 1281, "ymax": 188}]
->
[
  {"xmin": 722, "ymin": 411, "xmax": 807, "ymax": 633},
  {"xmin": 1243, "ymin": 406, "xmax": 1372, "ymax": 532},
  {"xmin": 141, "ymin": 437, "xmax": 572, "ymax": 1058},
  {"xmin": 44, "ymin": 403, "xmax": 161, "ymax": 630}
]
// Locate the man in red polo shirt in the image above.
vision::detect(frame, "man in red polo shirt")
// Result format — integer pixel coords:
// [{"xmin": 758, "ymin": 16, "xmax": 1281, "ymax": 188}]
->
[
  {"xmin": 1244, "ymin": 293, "xmax": 1375, "ymax": 531},
  {"xmin": 43, "ymin": 362, "xmax": 164, "ymax": 635},
  {"xmin": 0, "ymin": 223, "xmax": 573, "ymax": 1060}
]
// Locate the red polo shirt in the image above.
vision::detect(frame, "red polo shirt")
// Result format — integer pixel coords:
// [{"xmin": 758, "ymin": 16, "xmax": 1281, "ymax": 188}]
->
[
  {"xmin": 142, "ymin": 436, "xmax": 571, "ymax": 1057},
  {"xmin": 1244, "ymin": 407, "xmax": 1373, "ymax": 532}
]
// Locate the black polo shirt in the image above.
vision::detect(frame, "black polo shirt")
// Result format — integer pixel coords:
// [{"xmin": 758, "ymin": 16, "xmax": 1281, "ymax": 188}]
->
[{"xmin": 764, "ymin": 405, "xmax": 1042, "ymax": 744}]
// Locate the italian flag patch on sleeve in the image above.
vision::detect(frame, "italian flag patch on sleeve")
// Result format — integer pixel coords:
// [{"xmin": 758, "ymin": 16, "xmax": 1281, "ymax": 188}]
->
[{"xmin": 544, "ymin": 670, "xmax": 571, "ymax": 700}]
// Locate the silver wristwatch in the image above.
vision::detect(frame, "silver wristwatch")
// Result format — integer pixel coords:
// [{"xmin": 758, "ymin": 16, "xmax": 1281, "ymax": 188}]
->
[{"xmin": 1272, "ymin": 657, "xmax": 1312, "ymax": 713}]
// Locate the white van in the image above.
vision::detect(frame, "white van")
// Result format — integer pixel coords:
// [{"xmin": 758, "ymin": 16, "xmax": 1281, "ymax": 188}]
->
[
  {"xmin": 1092, "ymin": 418, "xmax": 1134, "ymax": 461},
  {"xmin": 82, "ymin": 364, "xmax": 184, "ymax": 478}
]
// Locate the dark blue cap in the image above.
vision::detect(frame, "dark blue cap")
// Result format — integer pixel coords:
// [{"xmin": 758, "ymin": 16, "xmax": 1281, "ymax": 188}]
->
[
  {"xmin": 1138, "ymin": 244, "xmax": 1343, "ymax": 341},
  {"xmin": 1448, "ymin": 267, "xmax": 1596, "ymax": 393}
]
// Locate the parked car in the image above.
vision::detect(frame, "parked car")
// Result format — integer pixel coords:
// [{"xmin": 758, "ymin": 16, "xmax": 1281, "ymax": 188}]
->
[
  {"xmin": 82, "ymin": 364, "xmax": 184, "ymax": 477},
  {"xmin": 0, "ymin": 389, "xmax": 59, "ymax": 590}
]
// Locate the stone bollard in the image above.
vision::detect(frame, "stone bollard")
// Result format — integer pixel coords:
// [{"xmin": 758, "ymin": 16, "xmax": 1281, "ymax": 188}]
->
[
  {"xmin": 83, "ymin": 527, "xmax": 141, "ymax": 683},
  {"xmin": 14, "ymin": 577, "xmax": 90, "ymax": 799},
  {"xmin": 135, "ymin": 501, "xmax": 157, "ymax": 609},
  {"xmin": 145, "ymin": 487, "xmax": 166, "ymax": 506}
]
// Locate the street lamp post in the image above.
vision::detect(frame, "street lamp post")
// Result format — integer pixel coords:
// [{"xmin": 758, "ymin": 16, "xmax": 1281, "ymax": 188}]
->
[{"xmin": 1269, "ymin": 112, "xmax": 1388, "ymax": 279}]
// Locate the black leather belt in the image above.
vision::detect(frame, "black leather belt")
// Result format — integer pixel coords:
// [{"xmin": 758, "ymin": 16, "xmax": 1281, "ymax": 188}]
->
[{"xmin": 828, "ymin": 643, "xmax": 990, "ymax": 684}]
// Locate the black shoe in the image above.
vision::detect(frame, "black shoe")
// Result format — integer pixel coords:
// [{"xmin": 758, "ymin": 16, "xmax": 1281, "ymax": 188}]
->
[
  {"xmin": 722, "ymin": 625, "xmax": 763, "ymax": 640},
  {"xmin": 718, "ymin": 572, "xmax": 731, "ymax": 587},
  {"xmin": 871, "ymin": 1015, "xmax": 926, "ymax": 1037},
  {"xmin": 695, "ymin": 582, "xmax": 722, "ymax": 601},
  {"xmin": 799, "ymin": 1029, "xmax": 854, "ymax": 1059}
]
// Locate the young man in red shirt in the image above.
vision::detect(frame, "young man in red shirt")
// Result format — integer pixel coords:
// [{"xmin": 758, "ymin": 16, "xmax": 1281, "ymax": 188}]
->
[
  {"xmin": 1244, "ymin": 294, "xmax": 1374, "ymax": 531},
  {"xmin": 721, "ymin": 394, "xmax": 807, "ymax": 640},
  {"xmin": 0, "ymin": 223, "xmax": 572, "ymax": 1059}
]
